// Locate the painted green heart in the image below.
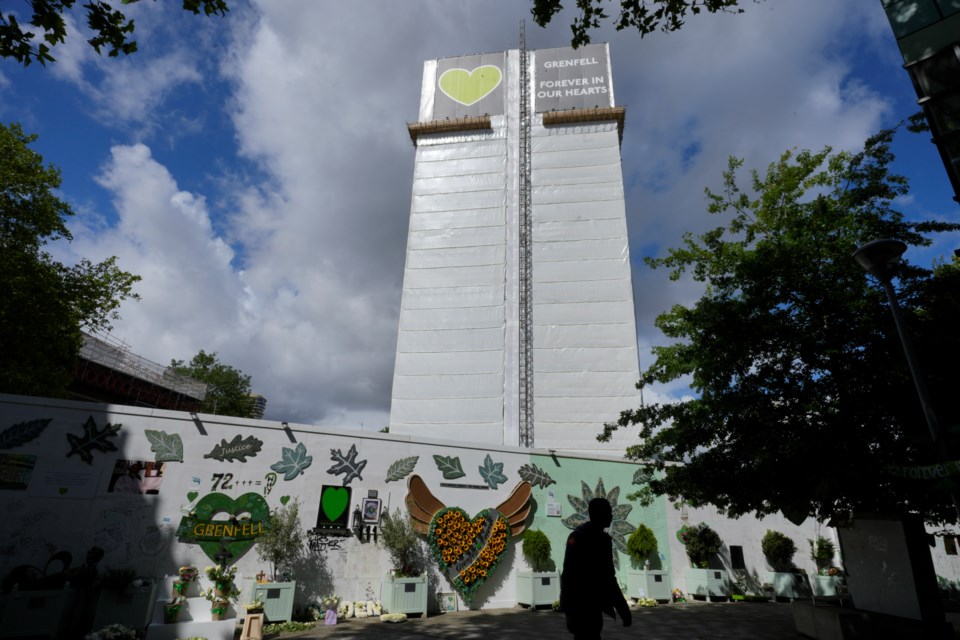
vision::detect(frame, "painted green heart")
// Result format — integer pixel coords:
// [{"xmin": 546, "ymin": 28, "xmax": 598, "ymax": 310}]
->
[
  {"xmin": 438, "ymin": 66, "xmax": 502, "ymax": 106},
  {"xmin": 321, "ymin": 486, "xmax": 349, "ymax": 522},
  {"xmin": 427, "ymin": 507, "xmax": 510, "ymax": 605},
  {"xmin": 280, "ymin": 495, "xmax": 290, "ymax": 506},
  {"xmin": 187, "ymin": 491, "xmax": 198, "ymax": 502},
  {"xmin": 191, "ymin": 492, "xmax": 270, "ymax": 564}
]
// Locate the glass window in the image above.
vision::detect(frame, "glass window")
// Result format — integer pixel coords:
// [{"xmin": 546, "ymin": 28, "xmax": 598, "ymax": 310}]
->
[
  {"xmin": 945, "ymin": 535, "xmax": 957, "ymax": 555},
  {"xmin": 886, "ymin": 0, "xmax": 943, "ymax": 39},
  {"xmin": 912, "ymin": 47, "xmax": 960, "ymax": 97}
]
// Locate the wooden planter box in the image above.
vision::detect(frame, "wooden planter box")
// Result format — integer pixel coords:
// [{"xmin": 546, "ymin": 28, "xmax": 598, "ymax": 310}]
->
[
  {"xmin": 382, "ymin": 574, "xmax": 427, "ymax": 617},
  {"xmin": 517, "ymin": 571, "xmax": 560, "ymax": 607},
  {"xmin": 685, "ymin": 568, "xmax": 730, "ymax": 601},
  {"xmin": 768, "ymin": 572, "xmax": 812, "ymax": 601},
  {"xmin": 626, "ymin": 570, "xmax": 672, "ymax": 601},
  {"xmin": 252, "ymin": 580, "xmax": 296, "ymax": 623},
  {"xmin": 91, "ymin": 580, "xmax": 157, "ymax": 631}
]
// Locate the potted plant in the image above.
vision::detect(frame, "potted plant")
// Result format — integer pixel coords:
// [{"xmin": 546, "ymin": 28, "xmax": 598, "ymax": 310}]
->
[
  {"xmin": 517, "ymin": 529, "xmax": 560, "ymax": 607},
  {"xmin": 625, "ymin": 524, "xmax": 671, "ymax": 601},
  {"xmin": 162, "ymin": 596, "xmax": 184, "ymax": 624},
  {"xmin": 681, "ymin": 523, "xmax": 730, "ymax": 601},
  {"xmin": 204, "ymin": 564, "xmax": 238, "ymax": 598},
  {"xmin": 380, "ymin": 508, "xmax": 428, "ymax": 617},
  {"xmin": 809, "ymin": 536, "xmax": 836, "ymax": 570},
  {"xmin": 243, "ymin": 598, "xmax": 265, "ymax": 615},
  {"xmin": 252, "ymin": 500, "xmax": 305, "ymax": 623},
  {"xmin": 762, "ymin": 530, "xmax": 810, "ymax": 600}
]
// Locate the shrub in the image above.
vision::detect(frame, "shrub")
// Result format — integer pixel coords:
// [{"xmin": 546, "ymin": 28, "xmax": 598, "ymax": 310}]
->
[
  {"xmin": 626, "ymin": 524, "xmax": 658, "ymax": 567},
  {"xmin": 521, "ymin": 529, "xmax": 553, "ymax": 572},
  {"xmin": 809, "ymin": 536, "xmax": 835, "ymax": 567},
  {"xmin": 256, "ymin": 500, "xmax": 306, "ymax": 581},
  {"xmin": 684, "ymin": 523, "xmax": 722, "ymax": 568},
  {"xmin": 380, "ymin": 508, "xmax": 424, "ymax": 577},
  {"xmin": 761, "ymin": 530, "xmax": 797, "ymax": 572}
]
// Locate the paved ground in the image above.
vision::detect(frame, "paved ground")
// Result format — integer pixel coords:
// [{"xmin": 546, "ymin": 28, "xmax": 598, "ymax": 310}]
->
[{"xmin": 275, "ymin": 601, "xmax": 806, "ymax": 640}]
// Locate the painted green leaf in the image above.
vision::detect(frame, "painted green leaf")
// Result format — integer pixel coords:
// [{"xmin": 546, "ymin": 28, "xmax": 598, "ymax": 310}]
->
[
  {"xmin": 385, "ymin": 456, "xmax": 418, "ymax": 482},
  {"xmin": 203, "ymin": 434, "xmax": 263, "ymax": 462},
  {"xmin": 478, "ymin": 454, "xmax": 507, "ymax": 490},
  {"xmin": 433, "ymin": 454, "xmax": 465, "ymax": 480},
  {"xmin": 270, "ymin": 442, "xmax": 313, "ymax": 481},
  {"xmin": 0, "ymin": 418, "xmax": 52, "ymax": 449},
  {"xmin": 517, "ymin": 463, "xmax": 555, "ymax": 489},
  {"xmin": 66, "ymin": 416, "xmax": 120, "ymax": 464},
  {"xmin": 144, "ymin": 429, "xmax": 183, "ymax": 462}
]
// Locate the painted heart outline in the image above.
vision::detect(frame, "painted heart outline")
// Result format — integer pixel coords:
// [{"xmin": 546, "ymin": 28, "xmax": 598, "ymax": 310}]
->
[
  {"xmin": 193, "ymin": 492, "xmax": 270, "ymax": 564},
  {"xmin": 427, "ymin": 506, "xmax": 510, "ymax": 605},
  {"xmin": 438, "ymin": 66, "xmax": 502, "ymax": 106}
]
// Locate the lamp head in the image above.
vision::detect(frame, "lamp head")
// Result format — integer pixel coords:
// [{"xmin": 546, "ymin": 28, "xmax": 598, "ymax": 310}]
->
[{"xmin": 853, "ymin": 239, "xmax": 907, "ymax": 282}]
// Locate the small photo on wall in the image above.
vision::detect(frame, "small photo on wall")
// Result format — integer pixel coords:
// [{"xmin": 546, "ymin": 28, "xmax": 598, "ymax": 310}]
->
[
  {"xmin": 107, "ymin": 459, "xmax": 166, "ymax": 495},
  {"xmin": 437, "ymin": 592, "xmax": 457, "ymax": 613},
  {"xmin": 362, "ymin": 497, "xmax": 382, "ymax": 524},
  {"xmin": 0, "ymin": 453, "xmax": 37, "ymax": 490}
]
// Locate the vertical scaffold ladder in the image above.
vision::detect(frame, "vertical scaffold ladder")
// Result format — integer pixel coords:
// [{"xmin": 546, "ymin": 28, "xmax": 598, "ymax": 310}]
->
[{"xmin": 518, "ymin": 21, "xmax": 534, "ymax": 448}]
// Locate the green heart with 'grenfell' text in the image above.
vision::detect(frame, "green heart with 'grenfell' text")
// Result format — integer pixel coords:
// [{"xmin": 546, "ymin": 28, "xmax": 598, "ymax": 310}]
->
[
  {"xmin": 191, "ymin": 492, "xmax": 270, "ymax": 564},
  {"xmin": 321, "ymin": 486, "xmax": 349, "ymax": 522},
  {"xmin": 438, "ymin": 66, "xmax": 502, "ymax": 106}
]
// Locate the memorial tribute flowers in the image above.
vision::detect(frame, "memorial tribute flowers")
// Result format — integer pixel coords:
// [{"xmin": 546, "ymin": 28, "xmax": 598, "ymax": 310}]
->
[{"xmin": 427, "ymin": 507, "xmax": 509, "ymax": 604}]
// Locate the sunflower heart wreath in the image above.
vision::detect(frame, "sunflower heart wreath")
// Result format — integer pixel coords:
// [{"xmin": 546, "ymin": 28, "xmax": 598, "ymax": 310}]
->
[{"xmin": 428, "ymin": 507, "xmax": 509, "ymax": 605}]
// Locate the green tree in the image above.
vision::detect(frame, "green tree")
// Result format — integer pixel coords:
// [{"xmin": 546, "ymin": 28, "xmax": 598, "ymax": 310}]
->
[
  {"xmin": 602, "ymin": 125, "xmax": 960, "ymax": 526},
  {"xmin": 170, "ymin": 349, "xmax": 252, "ymax": 417},
  {"xmin": 1, "ymin": 0, "xmax": 228, "ymax": 66},
  {"xmin": 256, "ymin": 500, "xmax": 305, "ymax": 581},
  {"xmin": 0, "ymin": 122, "xmax": 140, "ymax": 397},
  {"xmin": 531, "ymin": 0, "xmax": 754, "ymax": 48}
]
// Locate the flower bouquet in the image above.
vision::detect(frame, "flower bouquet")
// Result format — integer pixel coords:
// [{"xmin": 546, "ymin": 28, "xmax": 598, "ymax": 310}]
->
[
  {"xmin": 243, "ymin": 599, "xmax": 265, "ymax": 615},
  {"xmin": 205, "ymin": 564, "xmax": 238, "ymax": 598},
  {"xmin": 163, "ymin": 596, "xmax": 185, "ymax": 624},
  {"xmin": 84, "ymin": 624, "xmax": 137, "ymax": 640}
]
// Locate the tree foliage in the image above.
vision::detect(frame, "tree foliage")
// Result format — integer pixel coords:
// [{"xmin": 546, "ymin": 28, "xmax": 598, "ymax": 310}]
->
[
  {"xmin": 1, "ymin": 0, "xmax": 228, "ymax": 66},
  {"xmin": 0, "ymin": 122, "xmax": 140, "ymax": 397},
  {"xmin": 170, "ymin": 349, "xmax": 252, "ymax": 417},
  {"xmin": 531, "ymin": 0, "xmax": 754, "ymax": 48},
  {"xmin": 761, "ymin": 530, "xmax": 796, "ymax": 572},
  {"xmin": 256, "ymin": 500, "xmax": 305, "ymax": 581},
  {"xmin": 602, "ymin": 125, "xmax": 960, "ymax": 526}
]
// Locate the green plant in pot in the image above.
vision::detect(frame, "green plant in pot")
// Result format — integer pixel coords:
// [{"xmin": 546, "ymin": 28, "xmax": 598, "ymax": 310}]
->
[
  {"xmin": 521, "ymin": 529, "xmax": 554, "ymax": 573},
  {"xmin": 761, "ymin": 530, "xmax": 797, "ymax": 572},
  {"xmin": 256, "ymin": 500, "xmax": 306, "ymax": 581},
  {"xmin": 684, "ymin": 523, "xmax": 722, "ymax": 569},
  {"xmin": 163, "ymin": 596, "xmax": 185, "ymax": 624},
  {"xmin": 100, "ymin": 567, "xmax": 137, "ymax": 593},
  {"xmin": 626, "ymin": 524, "xmax": 658, "ymax": 570},
  {"xmin": 380, "ymin": 508, "xmax": 425, "ymax": 577},
  {"xmin": 809, "ymin": 536, "xmax": 835, "ymax": 570}
]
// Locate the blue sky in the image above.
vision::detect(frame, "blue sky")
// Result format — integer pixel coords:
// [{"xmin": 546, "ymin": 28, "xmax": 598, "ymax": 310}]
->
[{"xmin": 2, "ymin": 0, "xmax": 957, "ymax": 428}]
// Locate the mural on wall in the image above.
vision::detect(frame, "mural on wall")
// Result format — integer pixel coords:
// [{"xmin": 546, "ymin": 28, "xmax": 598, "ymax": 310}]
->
[
  {"xmin": 0, "ymin": 453, "xmax": 36, "ymax": 490},
  {"xmin": 406, "ymin": 474, "xmax": 532, "ymax": 605},
  {"xmin": 0, "ymin": 418, "xmax": 52, "ymax": 449},
  {"xmin": 518, "ymin": 463, "xmax": 556, "ymax": 489},
  {"xmin": 478, "ymin": 454, "xmax": 507, "ymax": 490},
  {"xmin": 433, "ymin": 454, "xmax": 466, "ymax": 480},
  {"xmin": 106, "ymin": 459, "xmax": 166, "ymax": 494},
  {"xmin": 385, "ymin": 456, "xmax": 418, "ymax": 482},
  {"xmin": 562, "ymin": 478, "xmax": 635, "ymax": 569},
  {"xmin": 176, "ymin": 492, "xmax": 270, "ymax": 565},
  {"xmin": 144, "ymin": 429, "xmax": 184, "ymax": 462},
  {"xmin": 270, "ymin": 442, "xmax": 313, "ymax": 480},
  {"xmin": 327, "ymin": 444, "xmax": 366, "ymax": 485},
  {"xmin": 203, "ymin": 434, "xmax": 263, "ymax": 462},
  {"xmin": 314, "ymin": 485, "xmax": 352, "ymax": 532},
  {"xmin": 66, "ymin": 416, "xmax": 120, "ymax": 464}
]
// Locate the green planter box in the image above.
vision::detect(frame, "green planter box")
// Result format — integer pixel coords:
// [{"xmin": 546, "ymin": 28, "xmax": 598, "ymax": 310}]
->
[
  {"xmin": 685, "ymin": 568, "xmax": 730, "ymax": 601},
  {"xmin": 92, "ymin": 580, "xmax": 157, "ymax": 630},
  {"xmin": 812, "ymin": 575, "xmax": 843, "ymax": 596},
  {"xmin": 382, "ymin": 575, "xmax": 427, "ymax": 617},
  {"xmin": 517, "ymin": 571, "xmax": 560, "ymax": 607},
  {"xmin": 768, "ymin": 572, "xmax": 811, "ymax": 601},
  {"xmin": 252, "ymin": 581, "xmax": 296, "ymax": 623},
  {"xmin": 626, "ymin": 570, "xmax": 672, "ymax": 601}
]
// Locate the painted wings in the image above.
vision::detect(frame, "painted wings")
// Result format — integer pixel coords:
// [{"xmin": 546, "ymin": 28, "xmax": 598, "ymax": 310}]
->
[{"xmin": 405, "ymin": 473, "xmax": 532, "ymax": 536}]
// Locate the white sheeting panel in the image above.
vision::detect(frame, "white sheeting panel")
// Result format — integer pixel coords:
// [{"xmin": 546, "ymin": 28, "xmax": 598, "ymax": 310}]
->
[
  {"xmin": 535, "ymin": 396, "xmax": 636, "ymax": 423},
  {"xmin": 402, "ymin": 284, "xmax": 504, "ymax": 310},
  {"xmin": 533, "ymin": 218, "xmax": 627, "ymax": 242},
  {"xmin": 409, "ymin": 208, "xmax": 505, "ymax": 231},
  {"xmin": 532, "ymin": 183, "xmax": 624, "ymax": 205},
  {"xmin": 408, "ymin": 226, "xmax": 505, "ymax": 251},
  {"xmin": 532, "ymin": 323, "xmax": 637, "ymax": 349},
  {"xmin": 397, "ymin": 327, "xmax": 504, "ymax": 353},
  {"xmin": 531, "ymin": 145, "xmax": 621, "ymax": 169},
  {"xmin": 413, "ymin": 190, "xmax": 506, "ymax": 212},
  {"xmin": 390, "ymin": 423, "xmax": 506, "ymax": 445},
  {"xmin": 392, "ymin": 373, "xmax": 505, "ymax": 399},
  {"xmin": 533, "ymin": 347, "xmax": 638, "ymax": 373},
  {"xmin": 399, "ymin": 306, "xmax": 505, "ymax": 331},
  {"xmin": 533, "ymin": 238, "xmax": 628, "ymax": 262},
  {"xmin": 413, "ymin": 172, "xmax": 506, "ymax": 196},
  {"xmin": 534, "ymin": 258, "xmax": 628, "ymax": 283},
  {"xmin": 394, "ymin": 350, "xmax": 504, "ymax": 376},
  {"xmin": 534, "ymin": 164, "xmax": 625, "ymax": 186},
  {"xmin": 416, "ymin": 139, "xmax": 506, "ymax": 162},
  {"xmin": 534, "ymin": 201, "xmax": 623, "ymax": 222},
  {"xmin": 406, "ymin": 245, "xmax": 505, "ymax": 268},
  {"xmin": 402, "ymin": 264, "xmax": 505, "ymax": 289},
  {"xmin": 534, "ymin": 371, "xmax": 638, "ymax": 397},
  {"xmin": 534, "ymin": 280, "xmax": 631, "ymax": 304},
  {"xmin": 533, "ymin": 301, "xmax": 636, "ymax": 325},
  {"xmin": 534, "ymin": 423, "xmax": 638, "ymax": 451},
  {"xmin": 414, "ymin": 155, "xmax": 506, "ymax": 179},
  {"xmin": 392, "ymin": 397, "xmax": 503, "ymax": 424},
  {"xmin": 531, "ymin": 129, "xmax": 620, "ymax": 152}
]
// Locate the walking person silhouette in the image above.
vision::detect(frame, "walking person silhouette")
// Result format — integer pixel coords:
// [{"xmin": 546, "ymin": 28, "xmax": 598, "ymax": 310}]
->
[{"xmin": 560, "ymin": 497, "xmax": 632, "ymax": 639}]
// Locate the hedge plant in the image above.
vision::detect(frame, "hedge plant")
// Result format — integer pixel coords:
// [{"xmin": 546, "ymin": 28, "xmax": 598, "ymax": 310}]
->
[{"xmin": 761, "ymin": 530, "xmax": 797, "ymax": 572}]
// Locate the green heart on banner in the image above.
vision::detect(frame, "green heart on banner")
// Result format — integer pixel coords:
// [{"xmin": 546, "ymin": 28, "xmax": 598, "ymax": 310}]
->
[
  {"xmin": 280, "ymin": 495, "xmax": 290, "ymax": 506},
  {"xmin": 187, "ymin": 491, "xmax": 198, "ymax": 502},
  {"xmin": 438, "ymin": 66, "xmax": 502, "ymax": 106},
  {"xmin": 187, "ymin": 492, "xmax": 270, "ymax": 564},
  {"xmin": 321, "ymin": 486, "xmax": 349, "ymax": 522}
]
